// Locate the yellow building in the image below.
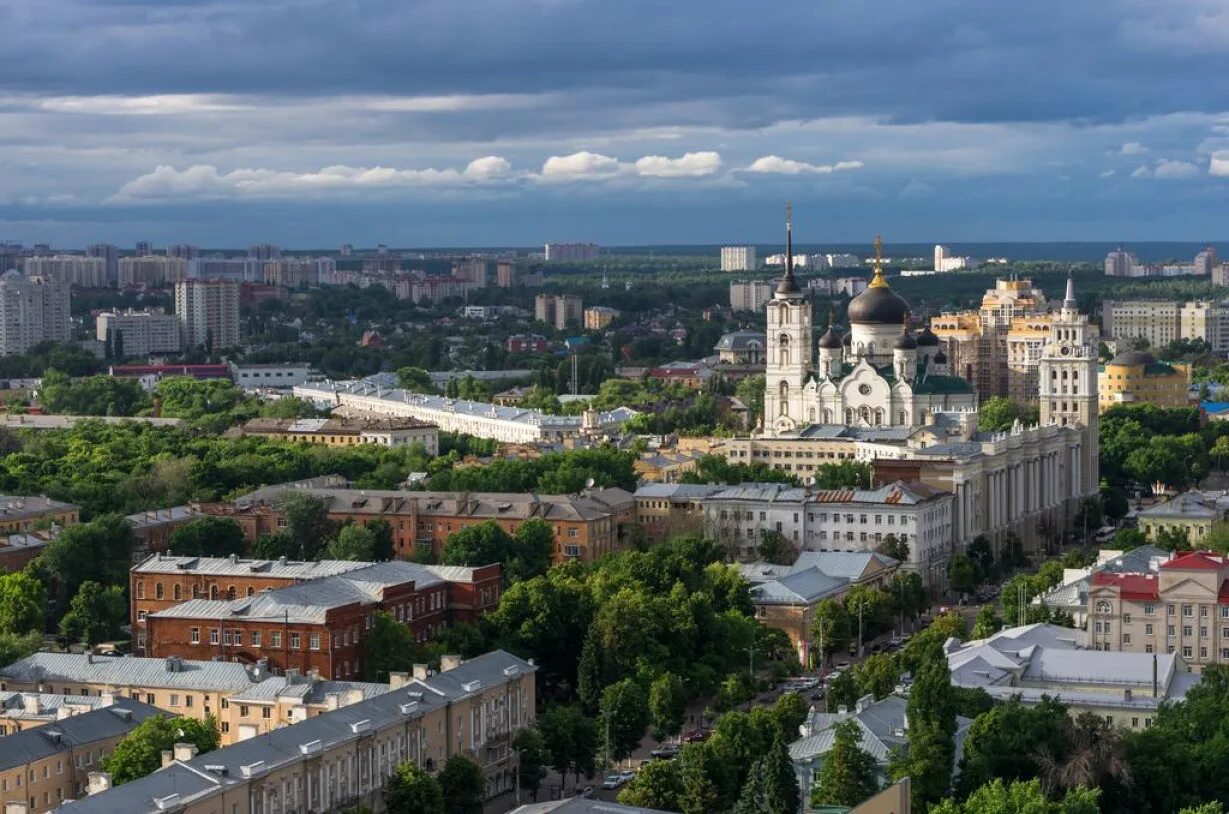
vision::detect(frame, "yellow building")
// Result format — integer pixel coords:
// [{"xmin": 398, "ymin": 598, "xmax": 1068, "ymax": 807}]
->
[
  {"xmin": 583, "ymin": 306, "xmax": 619, "ymax": 330},
  {"xmin": 1137, "ymin": 491, "xmax": 1227, "ymax": 544},
  {"xmin": 1097, "ymin": 350, "xmax": 1190, "ymax": 413},
  {"xmin": 0, "ymin": 496, "xmax": 78, "ymax": 535},
  {"xmin": 238, "ymin": 416, "xmax": 439, "ymax": 455}
]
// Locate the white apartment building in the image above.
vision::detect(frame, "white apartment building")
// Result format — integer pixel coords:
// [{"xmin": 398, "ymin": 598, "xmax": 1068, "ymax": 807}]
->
[
  {"xmin": 826, "ymin": 253, "xmax": 862, "ymax": 269},
  {"xmin": 0, "ymin": 272, "xmax": 71, "ymax": 355},
  {"xmin": 721, "ymin": 245, "xmax": 757, "ymax": 272},
  {"xmin": 119, "ymin": 256, "xmax": 189, "ymax": 288},
  {"xmin": 543, "ymin": 242, "xmax": 599, "ymax": 262},
  {"xmin": 229, "ymin": 362, "xmax": 313, "ymax": 390},
  {"xmin": 22, "ymin": 255, "xmax": 107, "ymax": 288},
  {"xmin": 700, "ymin": 481, "xmax": 955, "ymax": 589},
  {"xmin": 730, "ymin": 280, "xmax": 774, "ymax": 312},
  {"xmin": 174, "ymin": 280, "xmax": 240, "ymax": 350},
  {"xmin": 96, "ymin": 310, "xmax": 182, "ymax": 356},
  {"xmin": 1179, "ymin": 301, "xmax": 1229, "ymax": 355},
  {"xmin": 188, "ymin": 257, "xmax": 262, "ymax": 282},
  {"xmin": 1102, "ymin": 300, "xmax": 1181, "ymax": 349},
  {"xmin": 934, "ymin": 244, "xmax": 969, "ymax": 272}
]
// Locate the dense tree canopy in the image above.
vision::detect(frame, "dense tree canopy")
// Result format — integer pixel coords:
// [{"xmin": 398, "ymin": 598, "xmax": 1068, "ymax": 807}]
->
[{"xmin": 103, "ymin": 715, "xmax": 220, "ymax": 785}]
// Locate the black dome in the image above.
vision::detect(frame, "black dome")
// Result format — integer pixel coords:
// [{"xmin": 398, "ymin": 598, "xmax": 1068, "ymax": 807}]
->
[
  {"xmin": 848, "ymin": 284, "xmax": 910, "ymax": 325},
  {"xmin": 1109, "ymin": 350, "xmax": 1157, "ymax": 366},
  {"xmin": 933, "ymin": 348, "xmax": 947, "ymax": 363},
  {"xmin": 819, "ymin": 325, "xmax": 843, "ymax": 349},
  {"xmin": 894, "ymin": 330, "xmax": 917, "ymax": 350},
  {"xmin": 916, "ymin": 325, "xmax": 939, "ymax": 346}
]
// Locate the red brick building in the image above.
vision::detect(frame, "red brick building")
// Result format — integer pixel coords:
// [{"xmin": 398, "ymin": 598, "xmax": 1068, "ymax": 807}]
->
[{"xmin": 138, "ymin": 558, "xmax": 500, "ymax": 677}]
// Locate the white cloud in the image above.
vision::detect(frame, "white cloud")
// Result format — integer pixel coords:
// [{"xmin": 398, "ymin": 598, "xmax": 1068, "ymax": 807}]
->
[
  {"xmin": 1210, "ymin": 151, "xmax": 1229, "ymax": 176},
  {"xmin": 1131, "ymin": 165, "xmax": 1152, "ymax": 178},
  {"xmin": 108, "ymin": 160, "xmax": 519, "ymax": 201},
  {"xmin": 1100, "ymin": 169, "xmax": 1116, "ymax": 177},
  {"xmin": 463, "ymin": 156, "xmax": 514, "ymax": 181},
  {"xmin": 744, "ymin": 155, "xmax": 863, "ymax": 175},
  {"xmin": 1153, "ymin": 159, "xmax": 1200, "ymax": 179},
  {"xmin": 633, "ymin": 151, "xmax": 722, "ymax": 177},
  {"xmin": 1119, "ymin": 141, "xmax": 1148, "ymax": 155},
  {"xmin": 898, "ymin": 179, "xmax": 935, "ymax": 198},
  {"xmin": 538, "ymin": 151, "xmax": 621, "ymax": 180}
]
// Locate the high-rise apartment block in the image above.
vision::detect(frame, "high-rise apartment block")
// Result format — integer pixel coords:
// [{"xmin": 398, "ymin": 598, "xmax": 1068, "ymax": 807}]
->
[
  {"xmin": 120, "ymin": 255, "xmax": 189, "ymax": 287},
  {"xmin": 189, "ymin": 256, "xmax": 262, "ymax": 283},
  {"xmin": 930, "ymin": 277, "xmax": 1054, "ymax": 401},
  {"xmin": 1105, "ymin": 246, "xmax": 1218, "ymax": 277},
  {"xmin": 534, "ymin": 293, "xmax": 583, "ymax": 329},
  {"xmin": 96, "ymin": 309, "xmax": 183, "ymax": 357},
  {"xmin": 934, "ymin": 244, "xmax": 970, "ymax": 272},
  {"xmin": 495, "ymin": 261, "xmax": 517, "ymax": 288},
  {"xmin": 0, "ymin": 272, "xmax": 72, "ymax": 355},
  {"xmin": 167, "ymin": 244, "xmax": 201, "ymax": 260},
  {"xmin": 22, "ymin": 254, "xmax": 107, "ymax": 288},
  {"xmin": 85, "ymin": 243, "xmax": 119, "ymax": 283},
  {"xmin": 263, "ymin": 257, "xmax": 321, "ymax": 289},
  {"xmin": 248, "ymin": 243, "xmax": 281, "ymax": 261},
  {"xmin": 730, "ymin": 280, "xmax": 774, "ymax": 312},
  {"xmin": 1099, "ymin": 300, "xmax": 1229, "ymax": 354},
  {"xmin": 175, "ymin": 279, "xmax": 240, "ymax": 350},
  {"xmin": 453, "ymin": 258, "xmax": 488, "ymax": 289},
  {"xmin": 134, "ymin": 241, "xmax": 153, "ymax": 256},
  {"xmin": 583, "ymin": 306, "xmax": 620, "ymax": 330},
  {"xmin": 543, "ymin": 242, "xmax": 598, "ymax": 262},
  {"xmin": 721, "ymin": 245, "xmax": 757, "ymax": 272}
]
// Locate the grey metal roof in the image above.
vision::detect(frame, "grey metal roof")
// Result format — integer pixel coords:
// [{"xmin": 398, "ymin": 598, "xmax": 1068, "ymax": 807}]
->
[
  {"xmin": 0, "ymin": 653, "xmax": 265, "ymax": 693},
  {"xmin": 512, "ymin": 801, "xmax": 674, "ymax": 814},
  {"xmin": 229, "ymin": 677, "xmax": 390, "ymax": 705},
  {"xmin": 0, "ymin": 495, "xmax": 76, "ymax": 521},
  {"xmin": 0, "ymin": 701, "xmax": 162, "ymax": 773},
  {"xmin": 133, "ymin": 554, "xmax": 370, "ymax": 580},
  {"xmin": 713, "ymin": 330, "xmax": 766, "ymax": 352},
  {"xmin": 1140, "ymin": 491, "xmax": 1224, "ymax": 520},
  {"xmin": 52, "ymin": 651, "xmax": 536, "ymax": 814},
  {"xmin": 790, "ymin": 551, "xmax": 898, "ymax": 581},
  {"xmin": 633, "ymin": 484, "xmax": 724, "ymax": 500},
  {"xmin": 749, "ymin": 567, "xmax": 848, "ymax": 605}
]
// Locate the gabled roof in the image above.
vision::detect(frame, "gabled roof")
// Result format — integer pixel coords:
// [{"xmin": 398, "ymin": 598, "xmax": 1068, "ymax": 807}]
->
[
  {"xmin": 749, "ymin": 567, "xmax": 849, "ymax": 605},
  {"xmin": 0, "ymin": 701, "xmax": 162, "ymax": 773},
  {"xmin": 1091, "ymin": 571, "xmax": 1160, "ymax": 601},
  {"xmin": 1160, "ymin": 551, "xmax": 1227, "ymax": 571}
]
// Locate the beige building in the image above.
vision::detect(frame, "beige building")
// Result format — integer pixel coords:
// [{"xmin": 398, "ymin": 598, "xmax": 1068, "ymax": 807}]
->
[
  {"xmin": 0, "ymin": 653, "xmax": 384, "ymax": 747},
  {"xmin": 0, "ymin": 692, "xmax": 113, "ymax": 736},
  {"xmin": 0, "ymin": 699, "xmax": 162, "ymax": 813},
  {"xmin": 730, "ymin": 279, "xmax": 773, "ymax": 313},
  {"xmin": 534, "ymin": 293, "xmax": 583, "ymax": 330},
  {"xmin": 1101, "ymin": 300, "xmax": 1181, "ymax": 350},
  {"xmin": 1137, "ymin": 491, "xmax": 1229, "ymax": 543},
  {"xmin": 1097, "ymin": 350, "xmax": 1190, "ymax": 412},
  {"xmin": 929, "ymin": 277, "xmax": 1053, "ymax": 401},
  {"xmin": 52, "ymin": 651, "xmax": 536, "ymax": 814},
  {"xmin": 582, "ymin": 306, "xmax": 619, "ymax": 330},
  {"xmin": 175, "ymin": 280, "xmax": 240, "ymax": 350},
  {"xmin": 22, "ymin": 256, "xmax": 107, "ymax": 288},
  {"xmin": 0, "ymin": 273, "xmax": 72, "ymax": 356},
  {"xmin": 238, "ymin": 416, "xmax": 439, "ymax": 454},
  {"xmin": 720, "ymin": 245, "xmax": 757, "ymax": 272},
  {"xmin": 119, "ymin": 256, "xmax": 189, "ymax": 288},
  {"xmin": 1088, "ymin": 550, "xmax": 1229, "ymax": 671}
]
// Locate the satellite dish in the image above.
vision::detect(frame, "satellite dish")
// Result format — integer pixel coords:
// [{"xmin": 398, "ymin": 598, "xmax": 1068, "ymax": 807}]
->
[{"xmin": 585, "ymin": 478, "xmax": 596, "ymax": 489}]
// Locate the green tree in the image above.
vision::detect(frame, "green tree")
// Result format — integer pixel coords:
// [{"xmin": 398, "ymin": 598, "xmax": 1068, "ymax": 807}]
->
[
  {"xmin": 443, "ymin": 521, "xmax": 514, "ymax": 569},
  {"xmin": 384, "ymin": 761, "xmax": 444, "ymax": 814},
  {"xmin": 600, "ymin": 678, "xmax": 651, "ymax": 763},
  {"xmin": 932, "ymin": 778, "xmax": 1100, "ymax": 814},
  {"xmin": 757, "ymin": 529, "xmax": 797, "ymax": 565},
  {"xmin": 58, "ymin": 581, "xmax": 126, "ymax": 646},
  {"xmin": 827, "ymin": 669, "xmax": 859, "ymax": 712},
  {"xmin": 853, "ymin": 653, "xmax": 900, "ymax": 700},
  {"xmin": 892, "ymin": 645, "xmax": 957, "ymax": 809},
  {"xmin": 618, "ymin": 759, "xmax": 684, "ymax": 810},
  {"xmin": 979, "ymin": 396, "xmax": 1039, "ymax": 432},
  {"xmin": 438, "ymin": 755, "xmax": 485, "ymax": 814},
  {"xmin": 812, "ymin": 719, "xmax": 879, "ymax": 807},
  {"xmin": 733, "ymin": 735, "xmax": 800, "ymax": 814},
  {"xmin": 363, "ymin": 611, "xmax": 417, "ymax": 682},
  {"xmin": 948, "ymin": 554, "xmax": 981, "ymax": 596},
  {"xmin": 812, "ymin": 599, "xmax": 852, "ymax": 666},
  {"xmin": 649, "ymin": 671, "xmax": 687, "ymax": 742},
  {"xmin": 0, "ymin": 631, "xmax": 41, "ymax": 665},
  {"xmin": 396, "ymin": 367, "xmax": 434, "ymax": 393},
  {"xmin": 538, "ymin": 704, "xmax": 598, "ymax": 786},
  {"xmin": 0, "ymin": 570, "xmax": 46, "ymax": 634},
  {"xmin": 512, "ymin": 729, "xmax": 548, "ymax": 803},
  {"xmin": 42, "ymin": 514, "xmax": 135, "ymax": 612},
  {"xmin": 103, "ymin": 715, "xmax": 220, "ymax": 785},
  {"xmin": 957, "ymin": 697, "xmax": 1069, "ymax": 797},
  {"xmin": 510, "ymin": 519, "xmax": 554, "ymax": 584},
  {"xmin": 277, "ymin": 492, "xmax": 334, "ymax": 560},
  {"xmin": 814, "ymin": 460, "xmax": 873, "ymax": 490},
  {"xmin": 734, "ymin": 374, "xmax": 765, "ymax": 428},
  {"xmin": 1153, "ymin": 524, "xmax": 1191, "ymax": 552},
  {"xmin": 323, "ymin": 523, "xmax": 380, "ymax": 561},
  {"xmin": 1035, "ymin": 712, "xmax": 1130, "ymax": 797},
  {"xmin": 679, "ymin": 743, "xmax": 721, "ymax": 814},
  {"xmin": 168, "ymin": 516, "xmax": 247, "ymax": 558},
  {"xmin": 971, "ymin": 605, "xmax": 1003, "ymax": 639},
  {"xmin": 876, "ymin": 533, "xmax": 909, "ymax": 564}
]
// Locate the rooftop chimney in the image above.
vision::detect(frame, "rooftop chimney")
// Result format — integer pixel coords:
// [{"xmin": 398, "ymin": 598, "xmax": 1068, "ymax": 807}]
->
[
  {"xmin": 173, "ymin": 742, "xmax": 198, "ymax": 762},
  {"xmin": 21, "ymin": 693, "xmax": 40, "ymax": 715},
  {"xmin": 160, "ymin": 749, "xmax": 174, "ymax": 768},
  {"xmin": 390, "ymin": 670, "xmax": 412, "ymax": 689},
  {"xmin": 411, "ymin": 664, "xmax": 430, "ymax": 681},
  {"xmin": 440, "ymin": 654, "xmax": 462, "ymax": 673},
  {"xmin": 86, "ymin": 773, "xmax": 112, "ymax": 796}
]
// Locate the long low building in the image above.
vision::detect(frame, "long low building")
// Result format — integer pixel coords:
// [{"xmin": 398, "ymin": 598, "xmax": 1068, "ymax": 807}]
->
[
  {"xmin": 237, "ymin": 416, "xmax": 439, "ymax": 454},
  {"xmin": 0, "ymin": 699, "xmax": 163, "ymax": 812},
  {"xmin": 143, "ymin": 560, "xmax": 498, "ymax": 679},
  {"xmin": 945, "ymin": 623, "xmax": 1200, "ymax": 730},
  {"xmin": 52, "ymin": 650, "xmax": 537, "ymax": 813},
  {"xmin": 293, "ymin": 379, "xmax": 637, "ymax": 443},
  {"xmin": 0, "ymin": 653, "xmax": 389, "ymax": 746},
  {"xmin": 236, "ymin": 476, "xmax": 635, "ymax": 564}
]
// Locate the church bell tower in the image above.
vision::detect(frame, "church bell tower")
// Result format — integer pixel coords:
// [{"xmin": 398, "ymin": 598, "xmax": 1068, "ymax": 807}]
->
[{"xmin": 763, "ymin": 204, "xmax": 812, "ymax": 434}]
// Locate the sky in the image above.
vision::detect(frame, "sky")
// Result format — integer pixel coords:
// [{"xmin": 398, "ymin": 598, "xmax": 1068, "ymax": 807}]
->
[{"xmin": 3, "ymin": 0, "xmax": 1229, "ymax": 248}]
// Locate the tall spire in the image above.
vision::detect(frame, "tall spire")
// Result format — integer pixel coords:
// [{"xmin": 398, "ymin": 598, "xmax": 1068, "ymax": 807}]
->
[
  {"xmin": 1063, "ymin": 271, "xmax": 1077, "ymax": 310},
  {"xmin": 869, "ymin": 234, "xmax": 888, "ymax": 289},
  {"xmin": 775, "ymin": 202, "xmax": 801, "ymax": 296}
]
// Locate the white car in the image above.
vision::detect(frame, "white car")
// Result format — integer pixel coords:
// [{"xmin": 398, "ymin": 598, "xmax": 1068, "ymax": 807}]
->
[{"xmin": 601, "ymin": 774, "xmax": 624, "ymax": 790}]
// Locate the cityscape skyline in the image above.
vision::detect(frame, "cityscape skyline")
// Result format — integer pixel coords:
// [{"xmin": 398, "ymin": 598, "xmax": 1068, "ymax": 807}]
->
[{"xmin": 3, "ymin": 1, "xmax": 1229, "ymax": 245}]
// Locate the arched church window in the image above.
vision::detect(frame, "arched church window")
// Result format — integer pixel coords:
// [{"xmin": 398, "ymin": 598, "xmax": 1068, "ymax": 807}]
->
[
  {"xmin": 859, "ymin": 406, "xmax": 870, "ymax": 424},
  {"xmin": 809, "ymin": 407, "xmax": 817, "ymax": 423},
  {"xmin": 898, "ymin": 410, "xmax": 906, "ymax": 424},
  {"xmin": 779, "ymin": 381, "xmax": 789, "ymax": 415},
  {"xmin": 874, "ymin": 408, "xmax": 884, "ymax": 426},
  {"xmin": 823, "ymin": 409, "xmax": 832, "ymax": 423},
  {"xmin": 845, "ymin": 408, "xmax": 853, "ymax": 424},
  {"xmin": 779, "ymin": 335, "xmax": 790, "ymax": 367}
]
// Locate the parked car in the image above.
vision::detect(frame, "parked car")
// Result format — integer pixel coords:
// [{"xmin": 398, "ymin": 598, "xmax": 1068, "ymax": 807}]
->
[
  {"xmin": 602, "ymin": 774, "xmax": 625, "ymax": 790},
  {"xmin": 619, "ymin": 770, "xmax": 636, "ymax": 782},
  {"xmin": 651, "ymin": 745, "xmax": 681, "ymax": 760},
  {"xmin": 579, "ymin": 786, "xmax": 594, "ymax": 798},
  {"xmin": 684, "ymin": 729, "xmax": 711, "ymax": 743}
]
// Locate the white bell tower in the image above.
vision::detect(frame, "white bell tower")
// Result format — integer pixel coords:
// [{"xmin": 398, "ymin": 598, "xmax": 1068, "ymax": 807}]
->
[{"xmin": 764, "ymin": 204, "xmax": 812, "ymax": 434}]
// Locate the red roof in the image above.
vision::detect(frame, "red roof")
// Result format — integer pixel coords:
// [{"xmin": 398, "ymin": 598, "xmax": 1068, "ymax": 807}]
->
[
  {"xmin": 1160, "ymin": 551, "xmax": 1226, "ymax": 571},
  {"xmin": 1091, "ymin": 571, "xmax": 1160, "ymax": 601}
]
